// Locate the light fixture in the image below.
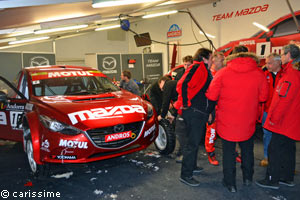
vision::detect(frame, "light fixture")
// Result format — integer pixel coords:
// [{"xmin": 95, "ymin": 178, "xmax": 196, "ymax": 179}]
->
[
  {"xmin": 156, "ymin": 1, "xmax": 176, "ymax": 6},
  {"xmin": 92, "ymin": 0, "xmax": 161, "ymax": 8},
  {"xmin": 34, "ymin": 24, "xmax": 88, "ymax": 34},
  {"xmin": 253, "ymin": 22, "xmax": 269, "ymax": 32},
  {"xmin": 9, "ymin": 36, "xmax": 50, "ymax": 45},
  {"xmin": 0, "ymin": 38, "xmax": 16, "ymax": 43},
  {"xmin": 9, "ymin": 30, "xmax": 34, "ymax": 37},
  {"xmin": 95, "ymin": 24, "xmax": 121, "ymax": 31},
  {"xmin": 199, "ymin": 31, "xmax": 216, "ymax": 39},
  {"xmin": 142, "ymin": 10, "xmax": 178, "ymax": 19}
]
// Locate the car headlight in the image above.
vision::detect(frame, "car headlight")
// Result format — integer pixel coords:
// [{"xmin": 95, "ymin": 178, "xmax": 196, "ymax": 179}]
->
[
  {"xmin": 39, "ymin": 115, "xmax": 82, "ymax": 135},
  {"xmin": 147, "ymin": 104, "xmax": 154, "ymax": 119}
]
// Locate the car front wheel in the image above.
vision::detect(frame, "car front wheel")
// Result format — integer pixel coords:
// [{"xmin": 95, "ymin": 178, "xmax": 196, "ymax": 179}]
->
[{"xmin": 154, "ymin": 119, "xmax": 176, "ymax": 155}]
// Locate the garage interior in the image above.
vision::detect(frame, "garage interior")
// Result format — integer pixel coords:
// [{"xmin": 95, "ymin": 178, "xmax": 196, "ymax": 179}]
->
[{"xmin": 0, "ymin": 0, "xmax": 300, "ymax": 199}]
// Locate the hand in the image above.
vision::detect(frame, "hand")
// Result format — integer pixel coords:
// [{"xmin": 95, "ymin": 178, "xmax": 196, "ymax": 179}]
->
[
  {"xmin": 181, "ymin": 106, "xmax": 188, "ymax": 110},
  {"xmin": 157, "ymin": 115, "xmax": 162, "ymax": 121},
  {"xmin": 208, "ymin": 114, "xmax": 212, "ymax": 124},
  {"xmin": 167, "ymin": 115, "xmax": 175, "ymax": 124}
]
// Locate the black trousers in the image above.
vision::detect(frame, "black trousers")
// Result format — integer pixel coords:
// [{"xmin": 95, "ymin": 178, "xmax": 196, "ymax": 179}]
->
[
  {"xmin": 181, "ymin": 108, "xmax": 208, "ymax": 178},
  {"xmin": 266, "ymin": 132, "xmax": 296, "ymax": 182},
  {"xmin": 174, "ymin": 115, "xmax": 188, "ymax": 155},
  {"xmin": 222, "ymin": 136, "xmax": 254, "ymax": 186}
]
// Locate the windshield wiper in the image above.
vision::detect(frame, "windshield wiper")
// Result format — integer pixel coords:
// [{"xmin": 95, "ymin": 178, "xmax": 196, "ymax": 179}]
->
[{"xmin": 66, "ymin": 89, "xmax": 98, "ymax": 95}]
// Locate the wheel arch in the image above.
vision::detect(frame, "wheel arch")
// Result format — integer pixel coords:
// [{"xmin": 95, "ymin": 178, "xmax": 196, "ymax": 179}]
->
[{"xmin": 23, "ymin": 112, "xmax": 43, "ymax": 165}]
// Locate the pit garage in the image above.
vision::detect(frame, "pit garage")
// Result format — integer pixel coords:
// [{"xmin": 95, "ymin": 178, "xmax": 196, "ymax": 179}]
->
[{"xmin": 0, "ymin": 0, "xmax": 300, "ymax": 200}]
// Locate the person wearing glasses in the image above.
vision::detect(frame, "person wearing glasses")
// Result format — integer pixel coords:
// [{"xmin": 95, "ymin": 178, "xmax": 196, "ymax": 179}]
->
[{"xmin": 256, "ymin": 44, "xmax": 300, "ymax": 190}]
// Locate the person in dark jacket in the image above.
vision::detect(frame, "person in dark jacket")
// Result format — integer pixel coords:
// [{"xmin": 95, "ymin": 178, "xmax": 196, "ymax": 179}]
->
[
  {"xmin": 119, "ymin": 70, "xmax": 140, "ymax": 96},
  {"xmin": 174, "ymin": 48, "xmax": 215, "ymax": 187},
  {"xmin": 157, "ymin": 79, "xmax": 178, "ymax": 122},
  {"xmin": 256, "ymin": 44, "xmax": 300, "ymax": 190},
  {"xmin": 149, "ymin": 76, "xmax": 170, "ymax": 115},
  {"xmin": 206, "ymin": 52, "xmax": 268, "ymax": 193}
]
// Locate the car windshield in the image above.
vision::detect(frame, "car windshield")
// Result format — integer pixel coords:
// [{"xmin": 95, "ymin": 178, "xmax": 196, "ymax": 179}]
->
[{"xmin": 32, "ymin": 76, "xmax": 119, "ymax": 96}]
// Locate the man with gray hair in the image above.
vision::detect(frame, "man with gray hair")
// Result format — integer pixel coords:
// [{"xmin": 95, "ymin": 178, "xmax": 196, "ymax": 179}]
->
[
  {"xmin": 260, "ymin": 53, "xmax": 282, "ymax": 167},
  {"xmin": 256, "ymin": 44, "xmax": 300, "ymax": 189}
]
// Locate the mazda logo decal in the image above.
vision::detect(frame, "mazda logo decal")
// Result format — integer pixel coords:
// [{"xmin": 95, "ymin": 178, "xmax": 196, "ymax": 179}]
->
[
  {"xmin": 102, "ymin": 57, "xmax": 117, "ymax": 70},
  {"xmin": 114, "ymin": 124, "xmax": 124, "ymax": 133},
  {"xmin": 30, "ymin": 56, "xmax": 50, "ymax": 66}
]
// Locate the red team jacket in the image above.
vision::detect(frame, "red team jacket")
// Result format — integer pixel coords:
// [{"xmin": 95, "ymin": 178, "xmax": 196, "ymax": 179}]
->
[
  {"xmin": 206, "ymin": 53, "xmax": 269, "ymax": 142},
  {"xmin": 264, "ymin": 60, "xmax": 300, "ymax": 141}
]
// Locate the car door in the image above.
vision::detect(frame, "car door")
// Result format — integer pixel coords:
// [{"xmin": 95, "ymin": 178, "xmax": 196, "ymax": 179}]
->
[{"xmin": 0, "ymin": 74, "xmax": 28, "ymax": 142}]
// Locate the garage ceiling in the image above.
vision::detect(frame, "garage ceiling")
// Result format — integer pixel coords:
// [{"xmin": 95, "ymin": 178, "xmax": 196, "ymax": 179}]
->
[{"xmin": 0, "ymin": 0, "xmax": 216, "ymax": 48}]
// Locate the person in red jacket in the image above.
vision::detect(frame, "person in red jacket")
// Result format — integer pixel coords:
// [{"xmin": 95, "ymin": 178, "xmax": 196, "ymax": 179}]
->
[
  {"xmin": 260, "ymin": 53, "xmax": 283, "ymax": 167},
  {"xmin": 256, "ymin": 44, "xmax": 300, "ymax": 190},
  {"xmin": 205, "ymin": 52, "xmax": 225, "ymax": 166},
  {"xmin": 174, "ymin": 48, "xmax": 215, "ymax": 187},
  {"xmin": 206, "ymin": 52, "xmax": 268, "ymax": 193}
]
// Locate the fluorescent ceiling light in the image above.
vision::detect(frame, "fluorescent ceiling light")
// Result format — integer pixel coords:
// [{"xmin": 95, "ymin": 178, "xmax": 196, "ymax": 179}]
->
[
  {"xmin": 92, "ymin": 0, "xmax": 161, "ymax": 8},
  {"xmin": 156, "ymin": 1, "xmax": 175, "ymax": 6},
  {"xmin": 95, "ymin": 24, "xmax": 121, "ymax": 31},
  {"xmin": 253, "ymin": 22, "xmax": 269, "ymax": 32},
  {"xmin": 34, "ymin": 24, "xmax": 88, "ymax": 34},
  {"xmin": 9, "ymin": 30, "xmax": 34, "ymax": 37},
  {"xmin": 0, "ymin": 38, "xmax": 16, "ymax": 43},
  {"xmin": 142, "ymin": 10, "xmax": 178, "ymax": 19},
  {"xmin": 9, "ymin": 36, "xmax": 50, "ymax": 45},
  {"xmin": 199, "ymin": 31, "xmax": 215, "ymax": 39}
]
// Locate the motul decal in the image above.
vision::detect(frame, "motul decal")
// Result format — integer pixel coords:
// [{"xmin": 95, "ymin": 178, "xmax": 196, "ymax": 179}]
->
[
  {"xmin": 68, "ymin": 105, "xmax": 146, "ymax": 125},
  {"xmin": 144, "ymin": 124, "xmax": 156, "ymax": 138},
  {"xmin": 105, "ymin": 131, "xmax": 132, "ymax": 142},
  {"xmin": 59, "ymin": 139, "xmax": 88, "ymax": 149},
  {"xmin": 31, "ymin": 70, "xmax": 104, "ymax": 81}
]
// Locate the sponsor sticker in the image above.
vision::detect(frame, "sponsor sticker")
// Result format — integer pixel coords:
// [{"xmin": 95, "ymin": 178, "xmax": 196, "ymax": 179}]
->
[
  {"xmin": 144, "ymin": 124, "xmax": 156, "ymax": 138},
  {"xmin": 68, "ymin": 105, "xmax": 146, "ymax": 125},
  {"xmin": 41, "ymin": 139, "xmax": 50, "ymax": 152},
  {"xmin": 55, "ymin": 155, "xmax": 77, "ymax": 160},
  {"xmin": 31, "ymin": 70, "xmax": 104, "ymax": 81},
  {"xmin": 0, "ymin": 111, "xmax": 7, "ymax": 125},
  {"xmin": 105, "ymin": 131, "xmax": 133, "ymax": 142},
  {"xmin": 59, "ymin": 139, "xmax": 88, "ymax": 149}
]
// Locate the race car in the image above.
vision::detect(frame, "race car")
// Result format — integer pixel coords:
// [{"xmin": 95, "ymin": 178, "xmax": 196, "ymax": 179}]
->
[
  {"xmin": 0, "ymin": 65, "xmax": 158, "ymax": 176},
  {"xmin": 218, "ymin": 11, "xmax": 300, "ymax": 58}
]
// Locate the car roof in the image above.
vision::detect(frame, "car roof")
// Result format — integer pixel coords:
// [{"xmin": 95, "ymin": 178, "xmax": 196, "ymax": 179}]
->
[{"xmin": 24, "ymin": 65, "xmax": 97, "ymax": 73}]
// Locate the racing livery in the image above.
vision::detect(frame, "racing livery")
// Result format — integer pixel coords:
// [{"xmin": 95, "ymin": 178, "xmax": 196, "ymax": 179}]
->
[
  {"xmin": 0, "ymin": 65, "xmax": 158, "ymax": 176},
  {"xmin": 218, "ymin": 11, "xmax": 300, "ymax": 59}
]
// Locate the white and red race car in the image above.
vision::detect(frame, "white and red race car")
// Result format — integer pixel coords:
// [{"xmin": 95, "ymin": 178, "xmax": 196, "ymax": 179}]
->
[{"xmin": 0, "ymin": 65, "xmax": 158, "ymax": 176}]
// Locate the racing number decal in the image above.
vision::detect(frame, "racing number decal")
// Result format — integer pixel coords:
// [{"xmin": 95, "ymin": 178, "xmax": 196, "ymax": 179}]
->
[
  {"xmin": 256, "ymin": 42, "xmax": 271, "ymax": 58},
  {"xmin": 10, "ymin": 111, "xmax": 23, "ymax": 129},
  {"xmin": 0, "ymin": 112, "xmax": 7, "ymax": 125}
]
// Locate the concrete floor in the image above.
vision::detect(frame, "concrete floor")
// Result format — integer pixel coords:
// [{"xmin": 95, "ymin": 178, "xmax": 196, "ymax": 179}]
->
[{"xmin": 0, "ymin": 136, "xmax": 299, "ymax": 200}]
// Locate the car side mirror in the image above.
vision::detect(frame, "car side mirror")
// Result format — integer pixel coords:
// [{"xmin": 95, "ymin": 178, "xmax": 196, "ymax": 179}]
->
[{"xmin": 0, "ymin": 91, "xmax": 8, "ymax": 102}]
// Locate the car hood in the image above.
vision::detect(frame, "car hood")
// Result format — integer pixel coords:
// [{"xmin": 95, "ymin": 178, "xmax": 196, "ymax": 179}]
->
[{"xmin": 35, "ymin": 90, "xmax": 148, "ymax": 130}]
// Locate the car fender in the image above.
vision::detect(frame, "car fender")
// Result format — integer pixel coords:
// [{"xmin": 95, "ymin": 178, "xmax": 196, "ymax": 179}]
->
[{"xmin": 25, "ymin": 111, "xmax": 43, "ymax": 165}]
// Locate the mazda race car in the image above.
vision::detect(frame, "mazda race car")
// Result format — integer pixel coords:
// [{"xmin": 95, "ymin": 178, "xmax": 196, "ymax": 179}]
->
[
  {"xmin": 218, "ymin": 11, "xmax": 300, "ymax": 59},
  {"xmin": 0, "ymin": 65, "xmax": 158, "ymax": 176}
]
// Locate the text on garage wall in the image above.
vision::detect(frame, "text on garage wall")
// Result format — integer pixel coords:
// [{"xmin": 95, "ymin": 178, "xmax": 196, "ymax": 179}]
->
[{"xmin": 213, "ymin": 4, "xmax": 269, "ymax": 21}]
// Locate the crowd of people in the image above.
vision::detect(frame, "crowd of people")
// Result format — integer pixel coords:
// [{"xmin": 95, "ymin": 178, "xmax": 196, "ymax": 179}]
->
[{"xmin": 118, "ymin": 43, "xmax": 300, "ymax": 193}]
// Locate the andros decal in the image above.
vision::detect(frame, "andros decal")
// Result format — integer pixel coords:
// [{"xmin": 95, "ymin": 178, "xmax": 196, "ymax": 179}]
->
[
  {"xmin": 212, "ymin": 4, "xmax": 269, "ymax": 21},
  {"xmin": 167, "ymin": 24, "xmax": 182, "ymax": 38},
  {"xmin": 59, "ymin": 139, "xmax": 88, "ymax": 149},
  {"xmin": 68, "ymin": 105, "xmax": 146, "ymax": 125},
  {"xmin": 105, "ymin": 131, "xmax": 133, "ymax": 142}
]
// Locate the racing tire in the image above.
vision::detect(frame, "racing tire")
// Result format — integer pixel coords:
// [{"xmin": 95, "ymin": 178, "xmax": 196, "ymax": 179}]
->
[
  {"xmin": 154, "ymin": 119, "xmax": 176, "ymax": 155},
  {"xmin": 24, "ymin": 130, "xmax": 48, "ymax": 178}
]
